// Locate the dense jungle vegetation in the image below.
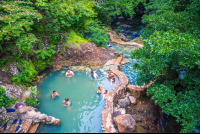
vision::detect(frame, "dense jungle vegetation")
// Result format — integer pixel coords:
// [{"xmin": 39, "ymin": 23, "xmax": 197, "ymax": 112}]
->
[
  {"xmin": 0, "ymin": 0, "xmax": 199, "ymax": 133},
  {"xmin": 131, "ymin": 0, "xmax": 200, "ymax": 133}
]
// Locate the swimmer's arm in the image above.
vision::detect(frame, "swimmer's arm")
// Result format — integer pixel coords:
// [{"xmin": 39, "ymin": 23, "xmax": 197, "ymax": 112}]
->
[
  {"xmin": 56, "ymin": 93, "xmax": 59, "ymax": 96},
  {"xmin": 52, "ymin": 94, "xmax": 55, "ymax": 99}
]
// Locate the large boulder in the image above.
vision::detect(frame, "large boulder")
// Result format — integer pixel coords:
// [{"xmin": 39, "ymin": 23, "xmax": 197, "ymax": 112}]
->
[
  {"xmin": 118, "ymin": 97, "xmax": 130, "ymax": 108},
  {"xmin": 129, "ymin": 96, "xmax": 136, "ymax": 104},
  {"xmin": 115, "ymin": 114, "xmax": 136, "ymax": 133}
]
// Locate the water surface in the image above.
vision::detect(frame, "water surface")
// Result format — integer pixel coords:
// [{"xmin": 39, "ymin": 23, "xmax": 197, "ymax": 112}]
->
[{"xmin": 36, "ymin": 68, "xmax": 119, "ymax": 133}]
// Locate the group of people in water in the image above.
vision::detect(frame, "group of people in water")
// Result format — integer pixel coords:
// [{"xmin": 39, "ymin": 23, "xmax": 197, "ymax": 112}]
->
[{"xmin": 51, "ymin": 69, "xmax": 116, "ymax": 106}]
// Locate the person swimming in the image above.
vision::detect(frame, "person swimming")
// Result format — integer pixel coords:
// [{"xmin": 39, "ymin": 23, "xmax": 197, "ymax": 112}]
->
[
  {"xmin": 97, "ymin": 86, "xmax": 102, "ymax": 94},
  {"xmin": 93, "ymin": 71, "xmax": 98, "ymax": 79},
  {"xmin": 103, "ymin": 90, "xmax": 108, "ymax": 99},
  {"xmin": 90, "ymin": 71, "xmax": 97, "ymax": 80},
  {"xmin": 106, "ymin": 71, "xmax": 115, "ymax": 81},
  {"xmin": 107, "ymin": 43, "xmax": 112, "ymax": 48},
  {"xmin": 63, "ymin": 98, "xmax": 71, "ymax": 106},
  {"xmin": 52, "ymin": 91, "xmax": 59, "ymax": 98},
  {"xmin": 65, "ymin": 69, "xmax": 74, "ymax": 77},
  {"xmin": 112, "ymin": 77, "xmax": 116, "ymax": 84}
]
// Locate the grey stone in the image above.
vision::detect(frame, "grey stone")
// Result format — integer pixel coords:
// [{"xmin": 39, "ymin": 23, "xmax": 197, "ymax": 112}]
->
[
  {"xmin": 46, "ymin": 116, "xmax": 52, "ymax": 122},
  {"xmin": 38, "ymin": 114, "xmax": 47, "ymax": 120},
  {"xmin": 0, "ymin": 106, "xmax": 5, "ymax": 113},
  {"xmin": 118, "ymin": 97, "xmax": 130, "ymax": 108},
  {"xmin": 33, "ymin": 119, "xmax": 40, "ymax": 123}
]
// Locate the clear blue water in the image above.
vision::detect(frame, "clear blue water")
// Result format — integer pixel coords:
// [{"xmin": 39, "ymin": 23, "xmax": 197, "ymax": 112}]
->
[
  {"xmin": 110, "ymin": 42, "xmax": 140, "ymax": 85},
  {"xmin": 36, "ymin": 68, "xmax": 119, "ymax": 133}
]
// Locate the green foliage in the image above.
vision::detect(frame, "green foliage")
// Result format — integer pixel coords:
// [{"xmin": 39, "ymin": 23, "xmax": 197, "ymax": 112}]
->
[
  {"xmin": 24, "ymin": 97, "xmax": 39, "ymax": 108},
  {"xmin": 12, "ymin": 59, "xmax": 38, "ymax": 86},
  {"xmin": 66, "ymin": 29, "xmax": 88, "ymax": 46},
  {"xmin": 132, "ymin": 1, "xmax": 200, "ymax": 132},
  {"xmin": 35, "ymin": 0, "xmax": 97, "ymax": 44},
  {"xmin": 16, "ymin": 33, "xmax": 39, "ymax": 55},
  {"xmin": 93, "ymin": 0, "xmax": 146, "ymax": 20},
  {"xmin": 131, "ymin": 30, "xmax": 200, "ymax": 133},
  {"xmin": 24, "ymin": 87, "xmax": 39, "ymax": 108},
  {"xmin": 0, "ymin": 59, "xmax": 7, "ymax": 67},
  {"xmin": 35, "ymin": 44, "xmax": 56, "ymax": 60},
  {"xmin": 115, "ymin": 53, "xmax": 121, "ymax": 57},
  {"xmin": 141, "ymin": 0, "xmax": 200, "ymax": 39},
  {"xmin": 115, "ymin": 28, "xmax": 121, "ymax": 35},
  {"xmin": 0, "ymin": 87, "xmax": 10, "ymax": 108},
  {"xmin": 0, "ymin": 1, "xmax": 42, "ymax": 41},
  {"xmin": 86, "ymin": 19, "xmax": 109, "ymax": 47}
]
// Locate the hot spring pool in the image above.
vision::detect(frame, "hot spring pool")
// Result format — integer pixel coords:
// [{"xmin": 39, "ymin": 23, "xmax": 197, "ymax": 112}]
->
[{"xmin": 36, "ymin": 68, "xmax": 119, "ymax": 133}]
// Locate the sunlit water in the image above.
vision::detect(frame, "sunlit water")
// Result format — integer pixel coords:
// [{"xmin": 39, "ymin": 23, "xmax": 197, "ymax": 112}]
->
[
  {"xmin": 110, "ymin": 43, "xmax": 140, "ymax": 85},
  {"xmin": 36, "ymin": 68, "xmax": 119, "ymax": 133}
]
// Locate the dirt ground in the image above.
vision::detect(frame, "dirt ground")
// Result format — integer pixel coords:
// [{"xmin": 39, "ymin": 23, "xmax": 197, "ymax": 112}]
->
[
  {"xmin": 53, "ymin": 42, "xmax": 119, "ymax": 69},
  {"xmin": 126, "ymin": 90, "xmax": 160, "ymax": 133}
]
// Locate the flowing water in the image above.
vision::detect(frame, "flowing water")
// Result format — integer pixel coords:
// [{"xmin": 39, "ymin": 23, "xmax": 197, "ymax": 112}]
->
[{"xmin": 36, "ymin": 68, "xmax": 119, "ymax": 133}]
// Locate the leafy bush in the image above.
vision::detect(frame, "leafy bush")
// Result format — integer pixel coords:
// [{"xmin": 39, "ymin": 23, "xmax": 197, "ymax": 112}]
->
[
  {"xmin": 66, "ymin": 29, "xmax": 88, "ymax": 46},
  {"xmin": 12, "ymin": 59, "xmax": 38, "ymax": 86},
  {"xmin": 35, "ymin": 44, "xmax": 56, "ymax": 60},
  {"xmin": 0, "ymin": 59, "xmax": 7, "ymax": 67},
  {"xmin": 0, "ymin": 87, "xmax": 10, "ymax": 108},
  {"xmin": 24, "ymin": 87, "xmax": 39, "ymax": 108},
  {"xmin": 24, "ymin": 97, "xmax": 39, "ymax": 108},
  {"xmin": 86, "ymin": 19, "xmax": 109, "ymax": 47},
  {"xmin": 115, "ymin": 28, "xmax": 121, "ymax": 35}
]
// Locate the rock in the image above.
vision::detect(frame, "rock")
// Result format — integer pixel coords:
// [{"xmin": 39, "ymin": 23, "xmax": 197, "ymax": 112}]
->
[
  {"xmin": 118, "ymin": 97, "xmax": 130, "ymax": 108},
  {"xmin": 118, "ymin": 16, "xmax": 124, "ymax": 20},
  {"xmin": 0, "ymin": 70, "xmax": 12, "ymax": 84},
  {"xmin": 38, "ymin": 114, "xmax": 48, "ymax": 120},
  {"xmin": 35, "ymin": 112, "xmax": 41, "ymax": 118},
  {"xmin": 32, "ymin": 119, "xmax": 40, "ymax": 123},
  {"xmin": 129, "ymin": 96, "xmax": 136, "ymax": 104},
  {"xmin": 115, "ymin": 114, "xmax": 136, "ymax": 133},
  {"xmin": 0, "ymin": 106, "xmax": 5, "ymax": 113},
  {"xmin": 114, "ymin": 107, "xmax": 126, "ymax": 117},
  {"xmin": 46, "ymin": 116, "xmax": 52, "ymax": 122},
  {"xmin": 102, "ymin": 65, "xmax": 118, "ymax": 71},
  {"xmin": 116, "ymin": 22, "xmax": 121, "ymax": 26},
  {"xmin": 24, "ymin": 114, "xmax": 33, "ymax": 119},
  {"xmin": 23, "ymin": 90, "xmax": 32, "ymax": 99},
  {"xmin": 27, "ymin": 110, "xmax": 37, "ymax": 117},
  {"xmin": 18, "ymin": 106, "xmax": 35, "ymax": 114},
  {"xmin": 7, "ymin": 62, "xmax": 20, "ymax": 76},
  {"xmin": 121, "ymin": 24, "xmax": 132, "ymax": 28},
  {"xmin": 53, "ymin": 119, "xmax": 60, "ymax": 126},
  {"xmin": 0, "ymin": 84, "xmax": 23, "ymax": 100}
]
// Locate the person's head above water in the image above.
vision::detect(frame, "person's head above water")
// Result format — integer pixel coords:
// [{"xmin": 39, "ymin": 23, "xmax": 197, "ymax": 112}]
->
[
  {"xmin": 91, "ymin": 71, "xmax": 94, "ymax": 74},
  {"xmin": 53, "ymin": 91, "xmax": 56, "ymax": 93},
  {"xmin": 104, "ymin": 90, "xmax": 108, "ymax": 94},
  {"xmin": 98, "ymin": 86, "xmax": 102, "ymax": 90},
  {"xmin": 65, "ymin": 98, "xmax": 69, "ymax": 102}
]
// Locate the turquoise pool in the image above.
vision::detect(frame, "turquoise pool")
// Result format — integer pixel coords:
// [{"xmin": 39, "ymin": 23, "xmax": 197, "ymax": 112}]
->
[{"xmin": 36, "ymin": 68, "xmax": 119, "ymax": 133}]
